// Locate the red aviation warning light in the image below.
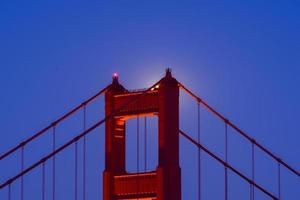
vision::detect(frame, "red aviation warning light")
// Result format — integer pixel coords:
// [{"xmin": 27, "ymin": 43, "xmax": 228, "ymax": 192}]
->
[{"xmin": 113, "ymin": 72, "xmax": 118, "ymax": 79}]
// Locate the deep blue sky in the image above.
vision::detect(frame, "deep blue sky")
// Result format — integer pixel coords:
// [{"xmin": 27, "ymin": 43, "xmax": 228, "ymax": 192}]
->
[{"xmin": 0, "ymin": 1, "xmax": 299, "ymax": 199}]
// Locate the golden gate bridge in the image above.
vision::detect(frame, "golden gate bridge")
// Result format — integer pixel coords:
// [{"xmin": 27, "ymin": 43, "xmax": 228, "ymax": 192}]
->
[{"xmin": 0, "ymin": 69, "xmax": 299, "ymax": 199}]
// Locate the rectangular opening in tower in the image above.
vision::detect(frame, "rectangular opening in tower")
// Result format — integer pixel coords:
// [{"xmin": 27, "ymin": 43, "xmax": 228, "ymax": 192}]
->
[{"xmin": 125, "ymin": 116, "xmax": 158, "ymax": 174}]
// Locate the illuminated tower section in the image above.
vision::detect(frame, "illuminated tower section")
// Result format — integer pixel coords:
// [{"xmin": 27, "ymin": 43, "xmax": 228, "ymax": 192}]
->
[{"xmin": 103, "ymin": 69, "xmax": 181, "ymax": 200}]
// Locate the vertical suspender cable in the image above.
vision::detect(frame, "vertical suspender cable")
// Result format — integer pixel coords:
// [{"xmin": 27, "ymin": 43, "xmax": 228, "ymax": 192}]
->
[
  {"xmin": 75, "ymin": 142, "xmax": 78, "ymax": 200},
  {"xmin": 197, "ymin": 102, "xmax": 201, "ymax": 200},
  {"xmin": 225, "ymin": 122, "xmax": 228, "ymax": 200},
  {"xmin": 21, "ymin": 145, "xmax": 24, "ymax": 200},
  {"xmin": 83, "ymin": 105, "xmax": 87, "ymax": 200},
  {"xmin": 278, "ymin": 162, "xmax": 281, "ymax": 199},
  {"xmin": 8, "ymin": 184, "xmax": 11, "ymax": 200},
  {"xmin": 144, "ymin": 117, "xmax": 147, "ymax": 172},
  {"xmin": 249, "ymin": 183, "xmax": 252, "ymax": 200},
  {"xmin": 137, "ymin": 116, "xmax": 140, "ymax": 198},
  {"xmin": 251, "ymin": 142, "xmax": 255, "ymax": 200},
  {"xmin": 137, "ymin": 116, "xmax": 140, "ymax": 173},
  {"xmin": 52, "ymin": 126, "xmax": 56, "ymax": 200},
  {"xmin": 42, "ymin": 162, "xmax": 45, "ymax": 200}
]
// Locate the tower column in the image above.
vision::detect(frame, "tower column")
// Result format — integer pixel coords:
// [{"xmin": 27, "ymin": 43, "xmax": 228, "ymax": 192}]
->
[
  {"xmin": 157, "ymin": 69, "xmax": 181, "ymax": 200},
  {"xmin": 103, "ymin": 75, "xmax": 126, "ymax": 200}
]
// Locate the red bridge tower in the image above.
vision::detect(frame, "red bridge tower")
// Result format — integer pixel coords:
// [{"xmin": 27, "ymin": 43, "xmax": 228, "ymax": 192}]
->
[{"xmin": 103, "ymin": 69, "xmax": 181, "ymax": 200}]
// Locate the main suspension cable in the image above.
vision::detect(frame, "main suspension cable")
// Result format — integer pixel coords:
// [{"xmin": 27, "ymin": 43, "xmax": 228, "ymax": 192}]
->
[
  {"xmin": 179, "ymin": 129, "xmax": 278, "ymax": 200},
  {"xmin": 178, "ymin": 82, "xmax": 300, "ymax": 177},
  {"xmin": 0, "ymin": 86, "xmax": 109, "ymax": 161},
  {"xmin": 0, "ymin": 79, "xmax": 162, "ymax": 190}
]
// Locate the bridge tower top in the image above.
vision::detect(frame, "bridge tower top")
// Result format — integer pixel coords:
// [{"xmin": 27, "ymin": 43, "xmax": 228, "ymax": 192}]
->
[{"xmin": 103, "ymin": 69, "xmax": 181, "ymax": 200}]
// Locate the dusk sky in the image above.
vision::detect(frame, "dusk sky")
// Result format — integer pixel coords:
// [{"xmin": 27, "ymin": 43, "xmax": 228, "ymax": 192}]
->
[{"xmin": 0, "ymin": 1, "xmax": 299, "ymax": 199}]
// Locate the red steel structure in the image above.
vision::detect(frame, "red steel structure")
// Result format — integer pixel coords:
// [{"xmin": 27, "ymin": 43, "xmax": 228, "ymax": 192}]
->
[
  {"xmin": 0, "ymin": 69, "xmax": 299, "ymax": 200},
  {"xmin": 103, "ymin": 69, "xmax": 181, "ymax": 200}
]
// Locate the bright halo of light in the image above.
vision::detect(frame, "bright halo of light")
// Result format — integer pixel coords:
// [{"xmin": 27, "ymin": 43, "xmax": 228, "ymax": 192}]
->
[{"xmin": 113, "ymin": 72, "xmax": 118, "ymax": 78}]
